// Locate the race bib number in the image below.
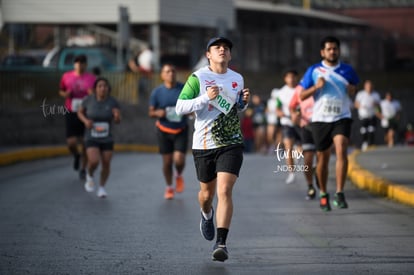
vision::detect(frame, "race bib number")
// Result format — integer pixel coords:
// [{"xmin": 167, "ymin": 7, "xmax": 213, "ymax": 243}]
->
[
  {"xmin": 71, "ymin": 98, "xmax": 83, "ymax": 112},
  {"xmin": 91, "ymin": 122, "xmax": 109, "ymax": 138},
  {"xmin": 209, "ymin": 85, "xmax": 237, "ymax": 115},
  {"xmin": 322, "ymin": 98, "xmax": 342, "ymax": 116},
  {"xmin": 165, "ymin": 106, "xmax": 182, "ymax": 122}
]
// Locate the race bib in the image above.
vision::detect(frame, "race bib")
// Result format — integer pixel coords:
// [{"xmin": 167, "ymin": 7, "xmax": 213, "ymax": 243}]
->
[
  {"xmin": 91, "ymin": 122, "xmax": 109, "ymax": 138},
  {"xmin": 71, "ymin": 98, "xmax": 83, "ymax": 112},
  {"xmin": 321, "ymin": 98, "xmax": 342, "ymax": 116},
  {"xmin": 165, "ymin": 106, "xmax": 182, "ymax": 122},
  {"xmin": 209, "ymin": 85, "xmax": 237, "ymax": 115}
]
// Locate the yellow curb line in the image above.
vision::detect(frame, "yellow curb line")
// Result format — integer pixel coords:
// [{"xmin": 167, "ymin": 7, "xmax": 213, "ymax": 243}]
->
[
  {"xmin": 0, "ymin": 144, "xmax": 159, "ymax": 166},
  {"xmin": 348, "ymin": 149, "xmax": 414, "ymax": 207}
]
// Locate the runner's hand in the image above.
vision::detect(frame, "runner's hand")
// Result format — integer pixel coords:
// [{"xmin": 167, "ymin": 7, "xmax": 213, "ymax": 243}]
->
[
  {"xmin": 84, "ymin": 119, "xmax": 93, "ymax": 129},
  {"xmin": 207, "ymin": 85, "xmax": 220, "ymax": 100},
  {"xmin": 113, "ymin": 108, "xmax": 121, "ymax": 123},
  {"xmin": 156, "ymin": 109, "xmax": 166, "ymax": 118},
  {"xmin": 241, "ymin": 88, "xmax": 250, "ymax": 103},
  {"xmin": 315, "ymin": 77, "xmax": 325, "ymax": 89}
]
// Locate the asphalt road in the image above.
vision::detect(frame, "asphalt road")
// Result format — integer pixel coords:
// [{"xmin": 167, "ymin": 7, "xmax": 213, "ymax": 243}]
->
[{"xmin": 1, "ymin": 152, "xmax": 413, "ymax": 275}]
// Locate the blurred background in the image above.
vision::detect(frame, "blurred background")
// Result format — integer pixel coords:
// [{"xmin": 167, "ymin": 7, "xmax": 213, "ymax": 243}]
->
[{"xmin": 0, "ymin": 0, "xmax": 413, "ymax": 147}]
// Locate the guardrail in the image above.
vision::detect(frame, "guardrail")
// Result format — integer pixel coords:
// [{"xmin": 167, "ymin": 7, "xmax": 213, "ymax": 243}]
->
[{"xmin": 0, "ymin": 71, "xmax": 155, "ymax": 108}]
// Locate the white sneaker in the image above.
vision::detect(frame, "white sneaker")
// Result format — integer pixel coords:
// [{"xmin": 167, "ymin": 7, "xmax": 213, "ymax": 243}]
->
[
  {"xmin": 97, "ymin": 187, "xmax": 107, "ymax": 198},
  {"xmin": 84, "ymin": 180, "xmax": 95, "ymax": 192},
  {"xmin": 285, "ymin": 173, "xmax": 295, "ymax": 184},
  {"xmin": 361, "ymin": 142, "xmax": 368, "ymax": 151}
]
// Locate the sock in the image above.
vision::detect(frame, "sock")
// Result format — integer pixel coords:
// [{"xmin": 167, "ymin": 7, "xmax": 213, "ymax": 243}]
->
[
  {"xmin": 86, "ymin": 173, "xmax": 93, "ymax": 182},
  {"xmin": 216, "ymin": 228, "xmax": 229, "ymax": 245},
  {"xmin": 201, "ymin": 208, "xmax": 213, "ymax": 220},
  {"xmin": 319, "ymin": 191, "xmax": 327, "ymax": 197}
]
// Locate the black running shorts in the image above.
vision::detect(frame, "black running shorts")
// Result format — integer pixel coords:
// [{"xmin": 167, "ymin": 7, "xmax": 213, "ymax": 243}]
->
[
  {"xmin": 282, "ymin": 125, "xmax": 301, "ymax": 141},
  {"xmin": 192, "ymin": 144, "xmax": 244, "ymax": 183},
  {"xmin": 301, "ymin": 125, "xmax": 315, "ymax": 152},
  {"xmin": 85, "ymin": 140, "xmax": 114, "ymax": 151},
  {"xmin": 156, "ymin": 127, "xmax": 189, "ymax": 154},
  {"xmin": 65, "ymin": 112, "xmax": 85, "ymax": 138},
  {"xmin": 311, "ymin": 118, "xmax": 352, "ymax": 151}
]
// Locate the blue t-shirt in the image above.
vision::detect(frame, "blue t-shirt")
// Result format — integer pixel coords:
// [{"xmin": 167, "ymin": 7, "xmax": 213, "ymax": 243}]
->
[
  {"xmin": 149, "ymin": 82, "xmax": 187, "ymax": 129},
  {"xmin": 300, "ymin": 61, "xmax": 359, "ymax": 123}
]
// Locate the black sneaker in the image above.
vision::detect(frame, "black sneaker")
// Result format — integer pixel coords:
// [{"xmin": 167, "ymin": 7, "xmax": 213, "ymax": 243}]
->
[
  {"xmin": 200, "ymin": 208, "xmax": 215, "ymax": 241},
  {"xmin": 73, "ymin": 154, "xmax": 80, "ymax": 171},
  {"xmin": 320, "ymin": 193, "xmax": 331, "ymax": 212},
  {"xmin": 79, "ymin": 169, "xmax": 86, "ymax": 180},
  {"xmin": 333, "ymin": 192, "xmax": 348, "ymax": 209},
  {"xmin": 306, "ymin": 185, "xmax": 316, "ymax": 200},
  {"xmin": 212, "ymin": 243, "xmax": 228, "ymax": 262}
]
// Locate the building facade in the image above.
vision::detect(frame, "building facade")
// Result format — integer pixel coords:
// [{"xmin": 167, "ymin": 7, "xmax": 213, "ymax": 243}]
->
[{"xmin": 0, "ymin": 0, "xmax": 398, "ymax": 72}]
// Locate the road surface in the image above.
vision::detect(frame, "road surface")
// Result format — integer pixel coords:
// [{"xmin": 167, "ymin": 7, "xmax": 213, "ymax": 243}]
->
[{"xmin": 1, "ymin": 152, "xmax": 413, "ymax": 274}]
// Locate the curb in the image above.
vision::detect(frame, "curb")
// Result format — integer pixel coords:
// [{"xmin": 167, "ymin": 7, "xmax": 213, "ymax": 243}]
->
[
  {"xmin": 0, "ymin": 144, "xmax": 158, "ymax": 166},
  {"xmin": 348, "ymin": 149, "xmax": 414, "ymax": 207}
]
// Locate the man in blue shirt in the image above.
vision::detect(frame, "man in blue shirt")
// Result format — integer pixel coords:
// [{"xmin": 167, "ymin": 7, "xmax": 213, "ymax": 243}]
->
[
  {"xmin": 149, "ymin": 63, "xmax": 188, "ymax": 199},
  {"xmin": 300, "ymin": 36, "xmax": 359, "ymax": 211}
]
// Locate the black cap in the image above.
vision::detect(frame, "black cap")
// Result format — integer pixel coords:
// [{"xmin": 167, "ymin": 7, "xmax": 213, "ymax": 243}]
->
[
  {"xmin": 74, "ymin": 54, "xmax": 87, "ymax": 63},
  {"xmin": 206, "ymin": 37, "xmax": 233, "ymax": 51}
]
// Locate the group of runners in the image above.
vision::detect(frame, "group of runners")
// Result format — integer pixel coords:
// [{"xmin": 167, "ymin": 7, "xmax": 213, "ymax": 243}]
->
[{"xmin": 60, "ymin": 35, "xmax": 360, "ymax": 262}]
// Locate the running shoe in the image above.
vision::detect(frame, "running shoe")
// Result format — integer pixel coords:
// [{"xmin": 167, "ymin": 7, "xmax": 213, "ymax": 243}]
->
[
  {"xmin": 84, "ymin": 179, "xmax": 95, "ymax": 193},
  {"xmin": 164, "ymin": 187, "xmax": 174, "ymax": 200},
  {"xmin": 319, "ymin": 193, "xmax": 331, "ymax": 211},
  {"xmin": 333, "ymin": 192, "xmax": 348, "ymax": 209},
  {"xmin": 200, "ymin": 208, "xmax": 215, "ymax": 241},
  {"xmin": 285, "ymin": 173, "xmax": 295, "ymax": 184},
  {"xmin": 73, "ymin": 154, "xmax": 80, "ymax": 171},
  {"xmin": 97, "ymin": 187, "xmax": 107, "ymax": 198},
  {"xmin": 212, "ymin": 243, "xmax": 228, "ymax": 262},
  {"xmin": 362, "ymin": 142, "xmax": 368, "ymax": 152},
  {"xmin": 175, "ymin": 175, "xmax": 185, "ymax": 193},
  {"xmin": 79, "ymin": 169, "xmax": 86, "ymax": 180},
  {"xmin": 306, "ymin": 185, "xmax": 316, "ymax": 200}
]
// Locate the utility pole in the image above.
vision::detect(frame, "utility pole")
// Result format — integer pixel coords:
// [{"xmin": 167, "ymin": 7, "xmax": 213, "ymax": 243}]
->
[{"xmin": 117, "ymin": 6, "xmax": 130, "ymax": 69}]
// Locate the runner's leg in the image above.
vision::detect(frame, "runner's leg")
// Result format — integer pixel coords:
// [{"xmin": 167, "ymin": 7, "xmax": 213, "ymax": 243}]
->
[
  {"xmin": 333, "ymin": 134, "xmax": 349, "ymax": 193},
  {"xmin": 100, "ymin": 150, "xmax": 113, "ymax": 187},
  {"xmin": 215, "ymin": 172, "xmax": 237, "ymax": 229},
  {"xmin": 316, "ymin": 149, "xmax": 330, "ymax": 193}
]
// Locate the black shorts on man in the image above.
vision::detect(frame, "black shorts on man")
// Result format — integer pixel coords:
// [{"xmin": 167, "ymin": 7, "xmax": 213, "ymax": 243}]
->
[
  {"xmin": 65, "ymin": 112, "xmax": 85, "ymax": 138},
  {"xmin": 193, "ymin": 144, "xmax": 244, "ymax": 183},
  {"xmin": 156, "ymin": 127, "xmax": 188, "ymax": 154},
  {"xmin": 282, "ymin": 125, "xmax": 301, "ymax": 141},
  {"xmin": 311, "ymin": 118, "xmax": 352, "ymax": 151},
  {"xmin": 301, "ymin": 125, "xmax": 316, "ymax": 152}
]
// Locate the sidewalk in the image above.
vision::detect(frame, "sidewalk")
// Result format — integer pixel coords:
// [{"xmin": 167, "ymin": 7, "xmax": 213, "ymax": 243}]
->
[
  {"xmin": 0, "ymin": 144, "xmax": 158, "ymax": 166},
  {"xmin": 348, "ymin": 146, "xmax": 414, "ymax": 207},
  {"xmin": 1, "ymin": 144, "xmax": 413, "ymax": 207}
]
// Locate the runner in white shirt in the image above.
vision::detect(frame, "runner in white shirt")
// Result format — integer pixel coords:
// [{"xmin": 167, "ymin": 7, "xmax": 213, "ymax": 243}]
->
[
  {"xmin": 175, "ymin": 37, "xmax": 250, "ymax": 262},
  {"xmin": 276, "ymin": 70, "xmax": 301, "ymax": 184},
  {"xmin": 380, "ymin": 92, "xmax": 402, "ymax": 147},
  {"xmin": 354, "ymin": 80, "xmax": 381, "ymax": 151},
  {"xmin": 266, "ymin": 89, "xmax": 282, "ymax": 154}
]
